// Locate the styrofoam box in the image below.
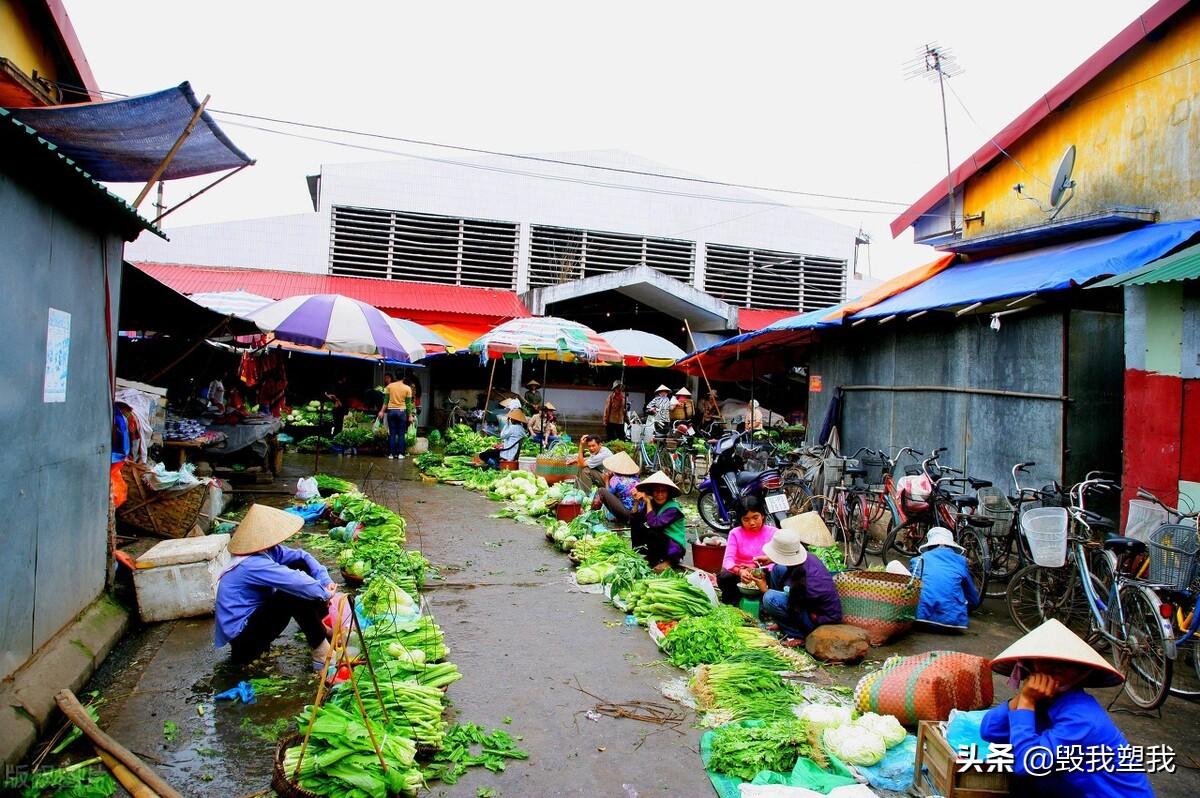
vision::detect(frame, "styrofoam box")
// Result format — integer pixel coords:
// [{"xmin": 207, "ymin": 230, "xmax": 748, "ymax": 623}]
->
[{"xmin": 133, "ymin": 534, "xmax": 230, "ymax": 622}]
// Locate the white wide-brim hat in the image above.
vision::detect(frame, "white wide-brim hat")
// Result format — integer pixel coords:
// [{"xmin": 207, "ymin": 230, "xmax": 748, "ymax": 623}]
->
[
  {"xmin": 990, "ymin": 618, "xmax": 1124, "ymax": 688},
  {"xmin": 762, "ymin": 527, "xmax": 808, "ymax": 566},
  {"xmin": 781, "ymin": 512, "xmax": 834, "ymax": 548},
  {"xmin": 919, "ymin": 526, "xmax": 964, "ymax": 552},
  {"xmin": 229, "ymin": 504, "xmax": 305, "ymax": 555}
]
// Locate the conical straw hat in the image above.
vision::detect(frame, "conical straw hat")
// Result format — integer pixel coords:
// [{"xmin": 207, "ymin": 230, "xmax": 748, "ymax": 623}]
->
[
  {"xmin": 228, "ymin": 504, "xmax": 305, "ymax": 555},
  {"xmin": 781, "ymin": 512, "xmax": 834, "ymax": 547},
  {"xmin": 602, "ymin": 451, "xmax": 640, "ymax": 476},
  {"xmin": 507, "ymin": 408, "xmax": 528, "ymax": 424},
  {"xmin": 636, "ymin": 470, "xmax": 680, "ymax": 497},
  {"xmin": 654, "ymin": 384, "xmax": 671, "ymax": 393},
  {"xmin": 675, "ymin": 387, "xmax": 692, "ymax": 397},
  {"xmin": 990, "ymin": 618, "xmax": 1124, "ymax": 688}
]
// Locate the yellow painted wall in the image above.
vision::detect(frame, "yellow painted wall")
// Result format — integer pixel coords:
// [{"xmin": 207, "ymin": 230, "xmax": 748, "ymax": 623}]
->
[
  {"xmin": 963, "ymin": 6, "xmax": 1200, "ymax": 237},
  {"xmin": 0, "ymin": 0, "xmax": 67, "ymax": 84}
]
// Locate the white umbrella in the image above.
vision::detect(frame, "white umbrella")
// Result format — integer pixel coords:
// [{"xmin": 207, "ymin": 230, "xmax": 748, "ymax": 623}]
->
[
  {"xmin": 188, "ymin": 290, "xmax": 272, "ymax": 317},
  {"xmin": 599, "ymin": 329, "xmax": 686, "ymax": 367}
]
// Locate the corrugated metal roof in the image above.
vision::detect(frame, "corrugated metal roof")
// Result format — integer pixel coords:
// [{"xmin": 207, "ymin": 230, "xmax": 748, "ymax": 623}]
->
[
  {"xmin": 132, "ymin": 262, "xmax": 530, "ymax": 320},
  {"xmin": 1, "ymin": 107, "xmax": 159, "ymax": 239},
  {"xmin": 737, "ymin": 308, "xmax": 794, "ymax": 331},
  {"xmin": 890, "ymin": 0, "xmax": 1189, "ymax": 238},
  {"xmin": 1093, "ymin": 241, "xmax": 1200, "ymax": 286}
]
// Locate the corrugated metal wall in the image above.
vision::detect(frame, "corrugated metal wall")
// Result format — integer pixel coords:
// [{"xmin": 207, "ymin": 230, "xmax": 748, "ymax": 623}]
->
[
  {"xmin": 0, "ymin": 172, "xmax": 121, "ymax": 680},
  {"xmin": 805, "ymin": 308, "xmax": 1122, "ymax": 492}
]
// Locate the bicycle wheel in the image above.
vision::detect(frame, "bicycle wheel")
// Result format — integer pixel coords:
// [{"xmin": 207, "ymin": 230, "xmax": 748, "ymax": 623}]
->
[
  {"xmin": 883, "ymin": 518, "xmax": 926, "ymax": 561},
  {"xmin": 842, "ymin": 494, "xmax": 868, "ymax": 566},
  {"xmin": 862, "ymin": 494, "xmax": 888, "ymax": 558},
  {"xmin": 679, "ymin": 453, "xmax": 696, "ymax": 495},
  {"xmin": 957, "ymin": 527, "xmax": 990, "ymax": 602},
  {"xmin": 660, "ymin": 450, "xmax": 677, "ymax": 483},
  {"xmin": 1112, "ymin": 585, "xmax": 1173, "ymax": 710},
  {"xmin": 1006, "ymin": 564, "xmax": 1076, "ymax": 633},
  {"xmin": 984, "ymin": 528, "xmax": 1021, "ymax": 598}
]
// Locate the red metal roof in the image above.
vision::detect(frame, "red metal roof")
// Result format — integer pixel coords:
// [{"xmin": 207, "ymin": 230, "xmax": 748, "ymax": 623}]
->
[
  {"xmin": 738, "ymin": 308, "xmax": 795, "ymax": 331},
  {"xmin": 133, "ymin": 262, "xmax": 530, "ymax": 321},
  {"xmin": 890, "ymin": 0, "xmax": 1189, "ymax": 238}
]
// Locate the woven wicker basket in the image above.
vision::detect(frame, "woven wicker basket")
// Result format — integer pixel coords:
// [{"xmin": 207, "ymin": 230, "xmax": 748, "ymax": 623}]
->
[
  {"xmin": 272, "ymin": 734, "xmax": 324, "ymax": 798},
  {"xmin": 116, "ymin": 461, "xmax": 206, "ymax": 538}
]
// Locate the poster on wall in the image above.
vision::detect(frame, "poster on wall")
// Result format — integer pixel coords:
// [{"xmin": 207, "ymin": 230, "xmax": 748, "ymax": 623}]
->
[{"xmin": 43, "ymin": 307, "xmax": 71, "ymax": 403}]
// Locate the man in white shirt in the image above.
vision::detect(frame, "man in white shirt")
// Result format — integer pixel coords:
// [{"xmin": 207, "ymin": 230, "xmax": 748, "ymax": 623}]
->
[{"xmin": 575, "ymin": 434, "xmax": 614, "ymax": 490}]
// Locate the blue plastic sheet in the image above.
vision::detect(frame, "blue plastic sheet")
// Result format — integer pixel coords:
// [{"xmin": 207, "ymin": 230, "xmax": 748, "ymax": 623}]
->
[
  {"xmin": 214, "ymin": 680, "xmax": 255, "ymax": 704},
  {"xmin": 851, "ymin": 220, "xmax": 1200, "ymax": 319},
  {"xmin": 856, "ymin": 733, "xmax": 917, "ymax": 792},
  {"xmin": 285, "ymin": 501, "xmax": 328, "ymax": 525}
]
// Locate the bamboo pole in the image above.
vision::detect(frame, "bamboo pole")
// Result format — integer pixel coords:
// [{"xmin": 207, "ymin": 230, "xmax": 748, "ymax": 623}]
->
[
  {"xmin": 682, "ymin": 320, "xmax": 725, "ymax": 426},
  {"xmin": 342, "ymin": 647, "xmax": 390, "ymax": 773},
  {"xmin": 292, "ymin": 611, "xmax": 343, "ymax": 779},
  {"xmin": 53, "ymin": 690, "xmax": 183, "ymax": 798},
  {"xmin": 482, "ymin": 356, "xmax": 499, "ymax": 429},
  {"xmin": 348, "ymin": 594, "xmax": 389, "ymax": 724},
  {"xmin": 95, "ymin": 748, "xmax": 159, "ymax": 798},
  {"xmin": 134, "ymin": 95, "xmax": 210, "ymax": 208}
]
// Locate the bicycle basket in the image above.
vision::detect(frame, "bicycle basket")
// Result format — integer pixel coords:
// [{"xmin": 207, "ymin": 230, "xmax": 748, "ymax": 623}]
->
[
  {"xmin": 859, "ymin": 453, "xmax": 887, "ymax": 487},
  {"xmin": 664, "ymin": 437, "xmax": 681, "ymax": 451},
  {"xmin": 1125, "ymin": 499, "xmax": 1170, "ymax": 543},
  {"xmin": 1147, "ymin": 524, "xmax": 1199, "ymax": 590},
  {"xmin": 823, "ymin": 456, "xmax": 849, "ymax": 488},
  {"xmin": 1021, "ymin": 507, "xmax": 1069, "ymax": 567},
  {"xmin": 976, "ymin": 486, "xmax": 1015, "ymax": 536}
]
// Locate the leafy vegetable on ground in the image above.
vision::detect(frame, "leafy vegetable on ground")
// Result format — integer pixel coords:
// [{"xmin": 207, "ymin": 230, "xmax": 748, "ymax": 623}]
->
[
  {"xmin": 421, "ymin": 724, "xmax": 529, "ymax": 785},
  {"xmin": 314, "ymin": 474, "xmax": 358, "ymax": 494},
  {"xmin": 623, "ymin": 576, "xmax": 714, "ymax": 623},
  {"xmin": 690, "ymin": 663, "xmax": 799, "ymax": 721},
  {"xmin": 660, "ymin": 606, "xmax": 755, "ymax": 667},
  {"xmin": 708, "ymin": 718, "xmax": 821, "ymax": 780},
  {"xmin": 284, "ymin": 703, "xmax": 424, "ymax": 797}
]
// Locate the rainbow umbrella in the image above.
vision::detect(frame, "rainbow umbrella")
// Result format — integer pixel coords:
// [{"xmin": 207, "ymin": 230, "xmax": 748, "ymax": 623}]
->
[
  {"xmin": 599, "ymin": 329, "xmax": 686, "ymax": 368},
  {"xmin": 246, "ymin": 293, "xmax": 425, "ymax": 363},
  {"xmin": 468, "ymin": 316, "xmax": 621, "ymax": 363}
]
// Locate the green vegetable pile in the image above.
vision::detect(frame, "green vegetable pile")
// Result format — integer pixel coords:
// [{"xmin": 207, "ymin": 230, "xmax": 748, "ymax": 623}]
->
[
  {"xmin": 413, "ymin": 451, "xmax": 444, "ymax": 471},
  {"xmin": 623, "ymin": 576, "xmax": 714, "ymax": 623},
  {"xmin": 809, "ymin": 545, "xmax": 846, "ymax": 573},
  {"xmin": 284, "ymin": 703, "xmax": 425, "ymax": 797},
  {"xmin": 420, "ymin": 724, "xmax": 529, "ymax": 785},
  {"xmin": 691, "ymin": 663, "xmax": 799, "ymax": 721},
  {"xmin": 661, "ymin": 605, "xmax": 755, "ymax": 668},
  {"xmin": 315, "ymin": 474, "xmax": 358, "ymax": 494},
  {"xmin": 1, "ymin": 757, "xmax": 116, "ymax": 798},
  {"xmin": 297, "ymin": 435, "xmax": 332, "ymax": 452},
  {"xmin": 443, "ymin": 424, "xmax": 497, "ymax": 456},
  {"xmin": 707, "ymin": 719, "xmax": 820, "ymax": 780}
]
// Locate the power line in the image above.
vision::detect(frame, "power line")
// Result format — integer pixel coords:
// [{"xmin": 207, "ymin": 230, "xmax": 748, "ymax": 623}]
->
[{"xmin": 944, "ymin": 79, "xmax": 1050, "ymax": 189}]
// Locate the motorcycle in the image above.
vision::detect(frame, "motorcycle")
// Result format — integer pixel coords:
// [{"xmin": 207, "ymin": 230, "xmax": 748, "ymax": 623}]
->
[{"xmin": 697, "ymin": 430, "xmax": 790, "ymax": 532}]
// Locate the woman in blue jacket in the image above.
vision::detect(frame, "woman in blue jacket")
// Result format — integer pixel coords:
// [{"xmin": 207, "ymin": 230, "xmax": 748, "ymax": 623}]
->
[
  {"xmin": 909, "ymin": 526, "xmax": 980, "ymax": 631},
  {"xmin": 980, "ymin": 618, "xmax": 1154, "ymax": 798}
]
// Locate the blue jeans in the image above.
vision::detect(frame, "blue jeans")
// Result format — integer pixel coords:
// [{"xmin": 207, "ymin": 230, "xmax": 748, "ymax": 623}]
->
[
  {"xmin": 386, "ymin": 409, "xmax": 408, "ymax": 456},
  {"xmin": 761, "ymin": 564, "xmax": 817, "ymax": 639}
]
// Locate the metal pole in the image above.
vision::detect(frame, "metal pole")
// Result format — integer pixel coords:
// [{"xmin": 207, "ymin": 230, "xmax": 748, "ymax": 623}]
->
[
  {"xmin": 935, "ymin": 52, "xmax": 955, "ymax": 233},
  {"xmin": 482, "ymin": 356, "xmax": 498, "ymax": 432}
]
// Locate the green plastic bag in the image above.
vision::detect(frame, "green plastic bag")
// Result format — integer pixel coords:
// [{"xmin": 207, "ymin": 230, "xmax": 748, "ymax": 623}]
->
[{"xmin": 700, "ymin": 720, "xmax": 857, "ymax": 798}]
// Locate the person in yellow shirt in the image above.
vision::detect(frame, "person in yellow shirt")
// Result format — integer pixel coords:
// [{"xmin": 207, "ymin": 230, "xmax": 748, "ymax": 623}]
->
[{"xmin": 377, "ymin": 373, "xmax": 413, "ymax": 460}]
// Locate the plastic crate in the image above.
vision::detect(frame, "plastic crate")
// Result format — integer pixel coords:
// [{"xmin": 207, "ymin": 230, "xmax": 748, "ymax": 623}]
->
[{"xmin": 1148, "ymin": 524, "xmax": 1199, "ymax": 590}]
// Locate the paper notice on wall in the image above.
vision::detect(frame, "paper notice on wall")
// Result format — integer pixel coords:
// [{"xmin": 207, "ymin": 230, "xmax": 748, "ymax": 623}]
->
[{"xmin": 43, "ymin": 307, "xmax": 71, "ymax": 403}]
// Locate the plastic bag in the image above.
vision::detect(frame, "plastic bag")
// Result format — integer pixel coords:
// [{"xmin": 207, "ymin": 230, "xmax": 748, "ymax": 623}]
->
[
  {"xmin": 686, "ymin": 569, "xmax": 721, "ymax": 607},
  {"xmin": 296, "ymin": 476, "xmax": 319, "ymax": 500}
]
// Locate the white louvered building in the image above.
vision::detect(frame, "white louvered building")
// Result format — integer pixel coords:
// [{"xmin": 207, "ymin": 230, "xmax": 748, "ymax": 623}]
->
[{"xmin": 129, "ymin": 150, "xmax": 859, "ymax": 333}]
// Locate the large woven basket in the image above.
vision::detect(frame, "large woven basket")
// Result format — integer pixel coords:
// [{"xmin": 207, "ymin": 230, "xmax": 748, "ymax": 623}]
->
[
  {"xmin": 854, "ymin": 651, "xmax": 993, "ymax": 726},
  {"xmin": 833, "ymin": 569, "xmax": 921, "ymax": 645},
  {"xmin": 272, "ymin": 734, "xmax": 324, "ymax": 798},
  {"xmin": 116, "ymin": 461, "xmax": 206, "ymax": 538}
]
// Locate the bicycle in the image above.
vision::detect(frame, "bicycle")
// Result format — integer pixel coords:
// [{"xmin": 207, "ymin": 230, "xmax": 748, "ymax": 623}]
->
[
  {"xmin": 625, "ymin": 412, "xmax": 662, "ymax": 473},
  {"xmin": 821, "ymin": 447, "xmax": 890, "ymax": 566},
  {"xmin": 658, "ymin": 422, "xmax": 699, "ymax": 495},
  {"xmin": 1005, "ymin": 477, "xmax": 1173, "ymax": 709},
  {"xmin": 881, "ymin": 447, "xmax": 991, "ymax": 599},
  {"xmin": 978, "ymin": 462, "xmax": 1073, "ymax": 598}
]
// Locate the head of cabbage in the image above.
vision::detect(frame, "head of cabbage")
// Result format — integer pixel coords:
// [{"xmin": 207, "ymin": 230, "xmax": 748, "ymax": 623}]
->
[
  {"xmin": 823, "ymin": 723, "xmax": 886, "ymax": 766},
  {"xmin": 853, "ymin": 712, "xmax": 906, "ymax": 748}
]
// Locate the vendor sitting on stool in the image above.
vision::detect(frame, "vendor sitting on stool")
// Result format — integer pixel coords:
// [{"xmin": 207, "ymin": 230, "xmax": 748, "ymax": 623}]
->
[
  {"xmin": 479, "ymin": 408, "xmax": 528, "ymax": 468},
  {"xmin": 981, "ymin": 618, "xmax": 1154, "ymax": 798},
  {"xmin": 910, "ymin": 526, "xmax": 980, "ymax": 632},
  {"xmin": 215, "ymin": 504, "xmax": 336, "ymax": 669},
  {"xmin": 629, "ymin": 471, "xmax": 686, "ymax": 572},
  {"xmin": 716, "ymin": 497, "xmax": 778, "ymax": 604},
  {"xmin": 743, "ymin": 525, "xmax": 841, "ymax": 645},
  {"xmin": 590, "ymin": 451, "xmax": 641, "ymax": 524}
]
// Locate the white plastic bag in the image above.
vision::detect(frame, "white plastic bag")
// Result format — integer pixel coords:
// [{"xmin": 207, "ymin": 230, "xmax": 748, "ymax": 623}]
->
[
  {"xmin": 686, "ymin": 569, "xmax": 720, "ymax": 607},
  {"xmin": 296, "ymin": 476, "xmax": 320, "ymax": 500}
]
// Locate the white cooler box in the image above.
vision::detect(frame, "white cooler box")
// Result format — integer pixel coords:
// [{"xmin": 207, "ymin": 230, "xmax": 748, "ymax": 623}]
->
[{"xmin": 133, "ymin": 534, "xmax": 231, "ymax": 622}]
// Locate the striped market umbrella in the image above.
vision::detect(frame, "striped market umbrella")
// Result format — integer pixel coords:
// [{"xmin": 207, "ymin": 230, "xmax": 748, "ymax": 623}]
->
[
  {"xmin": 599, "ymin": 329, "xmax": 686, "ymax": 368},
  {"xmin": 387, "ymin": 316, "xmax": 449, "ymax": 354},
  {"xmin": 246, "ymin": 293, "xmax": 425, "ymax": 363},
  {"xmin": 188, "ymin": 290, "xmax": 272, "ymax": 317},
  {"xmin": 468, "ymin": 316, "xmax": 621, "ymax": 363}
]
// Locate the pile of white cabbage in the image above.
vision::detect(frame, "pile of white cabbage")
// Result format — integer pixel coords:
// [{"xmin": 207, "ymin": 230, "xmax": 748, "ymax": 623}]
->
[
  {"xmin": 491, "ymin": 471, "xmax": 572, "ymax": 517},
  {"xmin": 794, "ymin": 705, "xmax": 907, "ymax": 766}
]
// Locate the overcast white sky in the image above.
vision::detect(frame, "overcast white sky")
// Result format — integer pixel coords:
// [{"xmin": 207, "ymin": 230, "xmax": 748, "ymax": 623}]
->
[{"xmin": 66, "ymin": 1, "xmax": 1143, "ymax": 278}]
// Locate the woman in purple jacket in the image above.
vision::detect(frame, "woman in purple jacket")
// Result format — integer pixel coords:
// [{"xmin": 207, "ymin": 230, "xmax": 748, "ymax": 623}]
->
[
  {"xmin": 215, "ymin": 504, "xmax": 336, "ymax": 668},
  {"xmin": 742, "ymin": 525, "xmax": 841, "ymax": 644}
]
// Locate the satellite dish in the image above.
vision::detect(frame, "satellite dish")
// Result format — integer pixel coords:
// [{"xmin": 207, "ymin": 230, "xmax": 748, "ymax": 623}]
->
[{"xmin": 1049, "ymin": 145, "xmax": 1076, "ymax": 207}]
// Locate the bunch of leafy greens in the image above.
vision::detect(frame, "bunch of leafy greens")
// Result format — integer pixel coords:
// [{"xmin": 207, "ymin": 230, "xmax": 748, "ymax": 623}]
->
[
  {"xmin": 2, "ymin": 758, "xmax": 117, "ymax": 798},
  {"xmin": 662, "ymin": 608, "xmax": 751, "ymax": 668},
  {"xmin": 421, "ymin": 724, "xmax": 529, "ymax": 785},
  {"xmin": 809, "ymin": 545, "xmax": 846, "ymax": 573},
  {"xmin": 691, "ymin": 663, "xmax": 800, "ymax": 721},
  {"xmin": 314, "ymin": 474, "xmax": 358, "ymax": 494},
  {"xmin": 708, "ymin": 719, "xmax": 820, "ymax": 780}
]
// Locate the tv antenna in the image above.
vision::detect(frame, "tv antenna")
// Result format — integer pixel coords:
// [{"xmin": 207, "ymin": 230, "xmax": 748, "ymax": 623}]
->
[
  {"xmin": 1013, "ymin": 144, "xmax": 1077, "ymax": 220},
  {"xmin": 852, "ymin": 228, "xmax": 872, "ymax": 279},
  {"xmin": 904, "ymin": 43, "xmax": 965, "ymax": 233}
]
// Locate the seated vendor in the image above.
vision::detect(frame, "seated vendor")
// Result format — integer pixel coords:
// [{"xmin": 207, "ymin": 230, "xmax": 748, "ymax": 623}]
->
[
  {"xmin": 479, "ymin": 408, "xmax": 527, "ymax": 468},
  {"xmin": 910, "ymin": 526, "xmax": 980, "ymax": 632},
  {"xmin": 716, "ymin": 497, "xmax": 778, "ymax": 604},
  {"xmin": 743, "ymin": 525, "xmax": 841, "ymax": 645},
  {"xmin": 575, "ymin": 435, "xmax": 614, "ymax": 490},
  {"xmin": 529, "ymin": 403, "xmax": 560, "ymax": 446},
  {"xmin": 590, "ymin": 451, "xmax": 641, "ymax": 524},
  {"xmin": 629, "ymin": 471, "xmax": 686, "ymax": 572},
  {"xmin": 980, "ymin": 618, "xmax": 1154, "ymax": 798},
  {"xmin": 215, "ymin": 504, "xmax": 336, "ymax": 669}
]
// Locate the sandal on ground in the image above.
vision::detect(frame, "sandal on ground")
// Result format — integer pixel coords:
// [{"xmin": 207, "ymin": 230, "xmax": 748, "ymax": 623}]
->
[
  {"xmin": 780, "ymin": 637, "xmax": 805, "ymax": 648},
  {"xmin": 764, "ymin": 623, "xmax": 781, "ymax": 632}
]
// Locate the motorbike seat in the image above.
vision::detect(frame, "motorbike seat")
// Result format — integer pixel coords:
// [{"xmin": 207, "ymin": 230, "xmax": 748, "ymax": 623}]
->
[
  {"xmin": 1102, "ymin": 536, "xmax": 1146, "ymax": 558},
  {"xmin": 735, "ymin": 471, "xmax": 761, "ymax": 487},
  {"xmin": 968, "ymin": 478, "xmax": 993, "ymax": 489},
  {"xmin": 844, "ymin": 465, "xmax": 868, "ymax": 477}
]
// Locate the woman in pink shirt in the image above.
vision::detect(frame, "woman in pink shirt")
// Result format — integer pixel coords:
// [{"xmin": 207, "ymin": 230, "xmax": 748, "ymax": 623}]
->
[{"xmin": 716, "ymin": 496, "xmax": 778, "ymax": 604}]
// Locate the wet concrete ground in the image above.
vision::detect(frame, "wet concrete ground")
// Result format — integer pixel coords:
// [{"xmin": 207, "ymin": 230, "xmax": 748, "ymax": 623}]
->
[{"xmin": 40, "ymin": 452, "xmax": 1200, "ymax": 796}]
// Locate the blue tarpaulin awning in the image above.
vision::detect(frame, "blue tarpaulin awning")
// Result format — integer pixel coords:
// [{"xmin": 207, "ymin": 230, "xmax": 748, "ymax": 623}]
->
[
  {"xmin": 851, "ymin": 219, "xmax": 1200, "ymax": 319},
  {"xmin": 5, "ymin": 82, "xmax": 253, "ymax": 182}
]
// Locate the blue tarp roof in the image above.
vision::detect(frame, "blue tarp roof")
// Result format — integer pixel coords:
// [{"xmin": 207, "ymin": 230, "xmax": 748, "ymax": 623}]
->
[
  {"xmin": 678, "ymin": 301, "xmax": 848, "ymax": 362},
  {"xmin": 851, "ymin": 219, "xmax": 1200, "ymax": 319},
  {"xmin": 5, "ymin": 82, "xmax": 253, "ymax": 182}
]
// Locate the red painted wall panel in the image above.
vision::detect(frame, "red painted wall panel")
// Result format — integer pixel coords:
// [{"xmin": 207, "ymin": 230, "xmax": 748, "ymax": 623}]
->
[
  {"xmin": 1122, "ymin": 369, "xmax": 1182, "ymax": 514},
  {"xmin": 1181, "ymin": 379, "xmax": 1200, "ymax": 484}
]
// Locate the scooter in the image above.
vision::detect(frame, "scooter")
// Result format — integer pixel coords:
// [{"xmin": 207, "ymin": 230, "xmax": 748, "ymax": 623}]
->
[{"xmin": 697, "ymin": 430, "xmax": 790, "ymax": 532}]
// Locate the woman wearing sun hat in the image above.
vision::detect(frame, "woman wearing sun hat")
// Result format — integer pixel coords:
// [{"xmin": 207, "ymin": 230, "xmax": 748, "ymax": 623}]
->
[
  {"xmin": 590, "ymin": 450, "xmax": 642, "ymax": 523},
  {"xmin": 215, "ymin": 504, "xmax": 336, "ymax": 667},
  {"xmin": 629, "ymin": 470, "xmax": 687, "ymax": 571},
  {"xmin": 742, "ymin": 524, "xmax": 842, "ymax": 643},
  {"xmin": 980, "ymin": 618, "xmax": 1154, "ymax": 798},
  {"xmin": 909, "ymin": 526, "xmax": 981, "ymax": 631},
  {"xmin": 645, "ymin": 385, "xmax": 674, "ymax": 436},
  {"xmin": 479, "ymin": 408, "xmax": 528, "ymax": 469}
]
